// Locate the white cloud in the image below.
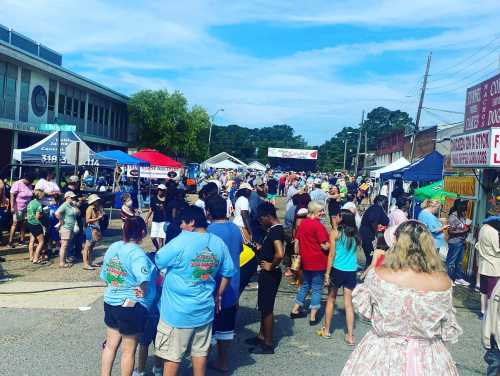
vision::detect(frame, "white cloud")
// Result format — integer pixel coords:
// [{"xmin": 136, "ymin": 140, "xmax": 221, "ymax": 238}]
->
[{"xmin": 2, "ymin": 0, "xmax": 499, "ymax": 144}]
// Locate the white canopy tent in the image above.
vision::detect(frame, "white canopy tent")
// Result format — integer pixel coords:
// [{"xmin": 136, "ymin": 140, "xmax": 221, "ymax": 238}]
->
[
  {"xmin": 201, "ymin": 152, "xmax": 248, "ymax": 170},
  {"xmin": 247, "ymin": 161, "xmax": 266, "ymax": 171},
  {"xmin": 370, "ymin": 157, "xmax": 410, "ymax": 178}
]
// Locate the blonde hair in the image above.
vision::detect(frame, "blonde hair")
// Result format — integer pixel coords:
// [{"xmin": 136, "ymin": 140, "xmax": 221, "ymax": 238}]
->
[
  {"xmin": 420, "ymin": 199, "xmax": 440, "ymax": 209},
  {"xmin": 383, "ymin": 220, "xmax": 445, "ymax": 273},
  {"xmin": 307, "ymin": 201, "xmax": 324, "ymax": 216}
]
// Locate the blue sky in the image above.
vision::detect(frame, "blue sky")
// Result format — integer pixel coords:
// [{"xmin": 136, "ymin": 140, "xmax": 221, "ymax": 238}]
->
[{"xmin": 3, "ymin": 0, "xmax": 500, "ymax": 145}]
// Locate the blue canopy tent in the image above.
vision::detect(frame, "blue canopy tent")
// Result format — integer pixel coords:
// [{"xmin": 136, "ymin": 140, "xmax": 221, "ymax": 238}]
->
[
  {"xmin": 96, "ymin": 150, "xmax": 150, "ymax": 166},
  {"xmin": 96, "ymin": 150, "xmax": 150, "ymax": 209},
  {"xmin": 380, "ymin": 151, "xmax": 444, "ymax": 182},
  {"xmin": 12, "ymin": 131, "xmax": 116, "ymax": 169}
]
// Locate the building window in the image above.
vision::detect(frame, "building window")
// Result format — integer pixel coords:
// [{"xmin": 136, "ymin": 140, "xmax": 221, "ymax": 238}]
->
[
  {"xmin": 93, "ymin": 104, "xmax": 98, "ymax": 123},
  {"xmin": 0, "ymin": 62, "xmax": 5, "ymax": 118},
  {"xmin": 99, "ymin": 107, "xmax": 104, "ymax": 125},
  {"xmin": 80, "ymin": 100, "xmax": 85, "ymax": 119},
  {"xmin": 73, "ymin": 98, "xmax": 78, "ymax": 118},
  {"xmin": 87, "ymin": 103, "xmax": 93, "ymax": 121},
  {"xmin": 48, "ymin": 90, "xmax": 55, "ymax": 112},
  {"xmin": 4, "ymin": 63, "xmax": 17, "ymax": 120},
  {"xmin": 58, "ymin": 94, "xmax": 65, "ymax": 114}
]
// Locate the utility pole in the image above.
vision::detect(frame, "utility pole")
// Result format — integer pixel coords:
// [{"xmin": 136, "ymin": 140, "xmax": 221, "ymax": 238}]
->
[
  {"xmin": 363, "ymin": 129, "xmax": 368, "ymax": 174},
  {"xmin": 410, "ymin": 52, "xmax": 432, "ymax": 162},
  {"xmin": 354, "ymin": 110, "xmax": 364, "ymax": 176},
  {"xmin": 343, "ymin": 139, "xmax": 348, "ymax": 172}
]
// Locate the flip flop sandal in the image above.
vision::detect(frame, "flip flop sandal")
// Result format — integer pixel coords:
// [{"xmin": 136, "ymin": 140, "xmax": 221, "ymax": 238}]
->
[
  {"xmin": 83, "ymin": 266, "xmax": 95, "ymax": 271},
  {"xmin": 316, "ymin": 328, "xmax": 332, "ymax": 338},
  {"xmin": 344, "ymin": 335, "xmax": 355, "ymax": 346},
  {"xmin": 59, "ymin": 263, "xmax": 73, "ymax": 268}
]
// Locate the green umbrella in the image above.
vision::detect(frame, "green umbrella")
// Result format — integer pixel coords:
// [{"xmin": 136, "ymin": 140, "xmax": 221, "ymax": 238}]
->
[{"xmin": 414, "ymin": 180, "xmax": 457, "ymax": 202}]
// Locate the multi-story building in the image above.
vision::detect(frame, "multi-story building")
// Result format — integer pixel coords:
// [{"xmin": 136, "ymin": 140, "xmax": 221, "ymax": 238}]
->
[
  {"xmin": 0, "ymin": 24, "xmax": 131, "ymax": 168},
  {"xmin": 374, "ymin": 130, "xmax": 405, "ymax": 167}
]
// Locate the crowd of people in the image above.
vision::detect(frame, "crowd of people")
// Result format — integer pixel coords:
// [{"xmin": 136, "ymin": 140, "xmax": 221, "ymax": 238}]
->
[
  {"xmin": 1, "ymin": 166, "xmax": 499, "ymax": 375},
  {"xmin": 0, "ymin": 169, "xmax": 105, "ymax": 268},
  {"xmin": 95, "ymin": 168, "xmax": 500, "ymax": 376}
]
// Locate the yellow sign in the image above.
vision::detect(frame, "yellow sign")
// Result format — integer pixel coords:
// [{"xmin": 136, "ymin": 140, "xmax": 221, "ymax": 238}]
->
[{"xmin": 444, "ymin": 176, "xmax": 476, "ymax": 197}]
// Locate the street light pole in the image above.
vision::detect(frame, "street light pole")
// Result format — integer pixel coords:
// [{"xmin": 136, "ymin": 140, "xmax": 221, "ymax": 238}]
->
[
  {"xmin": 207, "ymin": 108, "xmax": 224, "ymax": 157},
  {"xmin": 343, "ymin": 139, "xmax": 348, "ymax": 172}
]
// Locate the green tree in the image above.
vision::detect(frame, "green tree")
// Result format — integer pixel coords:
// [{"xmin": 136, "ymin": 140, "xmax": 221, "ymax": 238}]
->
[{"xmin": 128, "ymin": 90, "xmax": 210, "ymax": 161}]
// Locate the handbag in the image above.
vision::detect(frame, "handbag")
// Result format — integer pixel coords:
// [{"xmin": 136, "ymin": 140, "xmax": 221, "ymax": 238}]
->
[
  {"xmin": 291, "ymin": 254, "xmax": 301, "ymax": 271},
  {"xmin": 73, "ymin": 222, "xmax": 80, "ymax": 234}
]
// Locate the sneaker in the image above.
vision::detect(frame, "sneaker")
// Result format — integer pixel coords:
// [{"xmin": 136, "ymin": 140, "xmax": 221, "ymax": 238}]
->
[{"xmin": 455, "ymin": 279, "xmax": 470, "ymax": 287}]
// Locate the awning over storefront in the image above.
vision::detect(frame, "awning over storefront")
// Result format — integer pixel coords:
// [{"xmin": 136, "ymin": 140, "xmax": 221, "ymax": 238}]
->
[
  {"xmin": 380, "ymin": 151, "xmax": 444, "ymax": 182},
  {"xmin": 96, "ymin": 150, "xmax": 150, "ymax": 166},
  {"xmin": 12, "ymin": 131, "xmax": 116, "ymax": 168}
]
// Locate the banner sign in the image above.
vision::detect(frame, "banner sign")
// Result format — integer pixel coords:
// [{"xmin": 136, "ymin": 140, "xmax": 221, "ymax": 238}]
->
[
  {"xmin": 444, "ymin": 176, "xmax": 476, "ymax": 197},
  {"xmin": 267, "ymin": 148, "xmax": 318, "ymax": 160},
  {"xmin": 127, "ymin": 166, "xmax": 181, "ymax": 179},
  {"xmin": 451, "ymin": 128, "xmax": 500, "ymax": 167},
  {"xmin": 464, "ymin": 72, "xmax": 500, "ymax": 132}
]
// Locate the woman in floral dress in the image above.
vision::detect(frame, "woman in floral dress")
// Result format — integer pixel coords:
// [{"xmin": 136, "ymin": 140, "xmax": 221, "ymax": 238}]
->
[{"xmin": 342, "ymin": 220, "xmax": 462, "ymax": 376}]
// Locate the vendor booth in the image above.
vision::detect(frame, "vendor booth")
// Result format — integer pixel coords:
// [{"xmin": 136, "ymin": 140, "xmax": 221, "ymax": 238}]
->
[
  {"xmin": 370, "ymin": 157, "xmax": 410, "ymax": 179},
  {"xmin": 13, "ymin": 131, "xmax": 116, "ymax": 169},
  {"xmin": 96, "ymin": 150, "xmax": 151, "ymax": 208},
  {"xmin": 132, "ymin": 149, "xmax": 183, "ymax": 180},
  {"xmin": 380, "ymin": 151, "xmax": 444, "ymax": 182},
  {"xmin": 248, "ymin": 161, "xmax": 267, "ymax": 171},
  {"xmin": 201, "ymin": 152, "xmax": 248, "ymax": 171}
]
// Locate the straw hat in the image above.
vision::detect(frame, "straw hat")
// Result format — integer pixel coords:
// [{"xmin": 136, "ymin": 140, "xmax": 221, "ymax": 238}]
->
[
  {"xmin": 87, "ymin": 193, "xmax": 101, "ymax": 205},
  {"xmin": 238, "ymin": 182, "xmax": 253, "ymax": 191}
]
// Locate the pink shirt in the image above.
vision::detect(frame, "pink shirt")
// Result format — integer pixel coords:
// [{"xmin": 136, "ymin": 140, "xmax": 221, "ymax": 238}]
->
[
  {"xmin": 389, "ymin": 208, "xmax": 408, "ymax": 227},
  {"xmin": 10, "ymin": 180, "xmax": 33, "ymax": 211}
]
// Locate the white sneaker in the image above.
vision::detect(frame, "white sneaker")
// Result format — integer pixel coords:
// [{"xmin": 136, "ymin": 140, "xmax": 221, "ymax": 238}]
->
[{"xmin": 455, "ymin": 279, "xmax": 470, "ymax": 287}]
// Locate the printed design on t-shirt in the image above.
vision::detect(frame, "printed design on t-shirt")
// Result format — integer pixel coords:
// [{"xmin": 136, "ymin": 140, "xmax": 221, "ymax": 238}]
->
[
  {"xmin": 105, "ymin": 256, "xmax": 127, "ymax": 288},
  {"xmin": 191, "ymin": 248, "xmax": 219, "ymax": 283}
]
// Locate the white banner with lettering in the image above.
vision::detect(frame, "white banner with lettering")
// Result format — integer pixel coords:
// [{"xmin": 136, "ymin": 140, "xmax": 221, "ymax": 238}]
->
[
  {"xmin": 126, "ymin": 166, "xmax": 181, "ymax": 179},
  {"xmin": 267, "ymin": 148, "xmax": 318, "ymax": 160},
  {"xmin": 451, "ymin": 128, "xmax": 500, "ymax": 167}
]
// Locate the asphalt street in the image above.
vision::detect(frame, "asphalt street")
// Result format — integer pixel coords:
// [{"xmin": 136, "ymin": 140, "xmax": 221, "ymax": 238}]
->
[{"xmin": 0, "ymin": 200, "xmax": 488, "ymax": 376}]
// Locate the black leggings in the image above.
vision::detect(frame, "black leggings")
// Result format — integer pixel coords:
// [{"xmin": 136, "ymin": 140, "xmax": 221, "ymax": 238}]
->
[
  {"xmin": 362, "ymin": 237, "xmax": 374, "ymax": 269},
  {"xmin": 239, "ymin": 257, "xmax": 258, "ymax": 294}
]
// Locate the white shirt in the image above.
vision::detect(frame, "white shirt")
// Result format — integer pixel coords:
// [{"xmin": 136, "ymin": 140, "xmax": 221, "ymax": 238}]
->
[
  {"xmin": 380, "ymin": 184, "xmax": 389, "ymax": 197},
  {"xmin": 233, "ymin": 196, "xmax": 249, "ymax": 228},
  {"xmin": 34, "ymin": 178, "xmax": 60, "ymax": 206}
]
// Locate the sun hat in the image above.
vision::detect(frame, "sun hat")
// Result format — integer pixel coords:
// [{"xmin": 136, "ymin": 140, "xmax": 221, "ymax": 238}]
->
[
  {"xmin": 87, "ymin": 193, "xmax": 101, "ymax": 205},
  {"xmin": 238, "ymin": 182, "xmax": 253, "ymax": 191},
  {"xmin": 297, "ymin": 208, "xmax": 308, "ymax": 217},
  {"xmin": 67, "ymin": 175, "xmax": 79, "ymax": 183},
  {"xmin": 64, "ymin": 191, "xmax": 77, "ymax": 199}
]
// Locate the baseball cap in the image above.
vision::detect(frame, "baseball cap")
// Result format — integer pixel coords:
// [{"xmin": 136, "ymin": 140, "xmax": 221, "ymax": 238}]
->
[
  {"xmin": 157, "ymin": 184, "xmax": 167, "ymax": 190},
  {"xmin": 64, "ymin": 191, "xmax": 77, "ymax": 199}
]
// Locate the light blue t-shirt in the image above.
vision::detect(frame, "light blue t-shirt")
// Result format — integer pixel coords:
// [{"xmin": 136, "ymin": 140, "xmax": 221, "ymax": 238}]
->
[
  {"xmin": 156, "ymin": 230, "xmax": 235, "ymax": 328},
  {"xmin": 418, "ymin": 210, "xmax": 446, "ymax": 249},
  {"xmin": 208, "ymin": 222, "xmax": 242, "ymax": 309},
  {"xmin": 333, "ymin": 233, "xmax": 358, "ymax": 272},
  {"xmin": 100, "ymin": 241, "xmax": 157, "ymax": 310}
]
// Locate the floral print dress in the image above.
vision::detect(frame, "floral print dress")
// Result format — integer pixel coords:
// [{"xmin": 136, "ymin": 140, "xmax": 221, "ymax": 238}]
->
[{"xmin": 341, "ymin": 269, "xmax": 462, "ymax": 376}]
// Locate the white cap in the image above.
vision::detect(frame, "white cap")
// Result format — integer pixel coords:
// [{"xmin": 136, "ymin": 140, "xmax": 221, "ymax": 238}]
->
[
  {"xmin": 64, "ymin": 191, "xmax": 76, "ymax": 199},
  {"xmin": 157, "ymin": 184, "xmax": 167, "ymax": 190}
]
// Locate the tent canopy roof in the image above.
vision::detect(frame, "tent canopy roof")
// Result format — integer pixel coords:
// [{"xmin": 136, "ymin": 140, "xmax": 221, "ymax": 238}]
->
[
  {"xmin": 209, "ymin": 160, "xmax": 242, "ymax": 169},
  {"xmin": 96, "ymin": 150, "xmax": 150, "ymax": 166},
  {"xmin": 380, "ymin": 151, "xmax": 443, "ymax": 182},
  {"xmin": 202, "ymin": 152, "xmax": 248, "ymax": 169},
  {"xmin": 247, "ymin": 161, "xmax": 267, "ymax": 171},
  {"xmin": 132, "ymin": 149, "xmax": 183, "ymax": 168},
  {"xmin": 370, "ymin": 157, "xmax": 410, "ymax": 178},
  {"xmin": 12, "ymin": 131, "xmax": 116, "ymax": 169}
]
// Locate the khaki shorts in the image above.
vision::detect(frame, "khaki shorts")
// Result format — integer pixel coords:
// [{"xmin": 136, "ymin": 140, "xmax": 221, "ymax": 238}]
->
[
  {"xmin": 59, "ymin": 227, "xmax": 73, "ymax": 241},
  {"xmin": 155, "ymin": 320, "xmax": 212, "ymax": 362}
]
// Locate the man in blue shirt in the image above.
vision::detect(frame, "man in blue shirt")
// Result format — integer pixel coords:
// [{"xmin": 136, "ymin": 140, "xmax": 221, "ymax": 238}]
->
[
  {"xmin": 206, "ymin": 196, "xmax": 243, "ymax": 373},
  {"xmin": 155, "ymin": 206, "xmax": 234, "ymax": 376}
]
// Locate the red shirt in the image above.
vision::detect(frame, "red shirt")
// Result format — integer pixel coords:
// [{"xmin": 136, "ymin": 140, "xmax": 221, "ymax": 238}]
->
[{"xmin": 295, "ymin": 218, "xmax": 330, "ymax": 271}]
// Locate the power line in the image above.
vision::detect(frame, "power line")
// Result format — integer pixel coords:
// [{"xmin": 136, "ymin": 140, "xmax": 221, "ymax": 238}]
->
[
  {"xmin": 421, "ymin": 106, "xmax": 464, "ymax": 114},
  {"xmin": 427, "ymin": 68, "xmax": 499, "ymax": 96},
  {"xmin": 428, "ymin": 63, "xmax": 497, "ymax": 91},
  {"xmin": 430, "ymin": 34, "xmax": 500, "ymax": 76},
  {"xmin": 430, "ymin": 42, "xmax": 500, "ymax": 82}
]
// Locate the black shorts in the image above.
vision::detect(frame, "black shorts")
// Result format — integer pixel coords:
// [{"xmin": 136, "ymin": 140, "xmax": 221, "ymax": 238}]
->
[
  {"xmin": 258, "ymin": 269, "xmax": 282, "ymax": 314},
  {"xmin": 330, "ymin": 268, "xmax": 357, "ymax": 290},
  {"xmin": 104, "ymin": 302, "xmax": 148, "ymax": 336},
  {"xmin": 213, "ymin": 305, "xmax": 238, "ymax": 340},
  {"xmin": 27, "ymin": 223, "xmax": 44, "ymax": 237}
]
